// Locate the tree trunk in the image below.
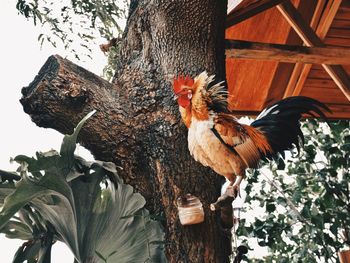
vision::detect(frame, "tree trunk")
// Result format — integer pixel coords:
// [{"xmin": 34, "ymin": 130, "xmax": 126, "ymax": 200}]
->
[{"xmin": 20, "ymin": 1, "xmax": 231, "ymax": 262}]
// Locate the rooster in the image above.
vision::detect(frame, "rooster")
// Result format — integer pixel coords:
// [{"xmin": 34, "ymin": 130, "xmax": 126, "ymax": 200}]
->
[{"xmin": 173, "ymin": 72, "xmax": 329, "ymax": 194}]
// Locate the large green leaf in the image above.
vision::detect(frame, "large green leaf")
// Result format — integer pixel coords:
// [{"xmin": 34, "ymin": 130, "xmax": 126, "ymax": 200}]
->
[
  {"xmin": 0, "ymin": 171, "xmax": 80, "ymax": 258},
  {"xmin": 0, "ymin": 160, "xmax": 165, "ymax": 263},
  {"xmin": 0, "ymin": 111, "xmax": 165, "ymax": 263},
  {"xmin": 70, "ymin": 161, "xmax": 166, "ymax": 262}
]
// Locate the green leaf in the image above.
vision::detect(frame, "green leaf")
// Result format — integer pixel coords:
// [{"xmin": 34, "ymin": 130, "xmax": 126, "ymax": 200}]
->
[
  {"xmin": 301, "ymin": 205, "xmax": 311, "ymax": 219},
  {"xmin": 258, "ymin": 240, "xmax": 266, "ymax": 247},
  {"xmin": 59, "ymin": 110, "xmax": 96, "ymax": 175},
  {"xmin": 266, "ymin": 203, "xmax": 276, "ymax": 213},
  {"xmin": 296, "ymin": 177, "xmax": 306, "ymax": 188},
  {"xmin": 14, "ymin": 150, "xmax": 61, "ymax": 177},
  {"xmin": 0, "ymin": 169, "xmax": 21, "ymax": 182},
  {"xmin": 13, "ymin": 240, "xmax": 41, "ymax": 263},
  {"xmin": 1, "ymin": 220, "xmax": 33, "ymax": 240},
  {"xmin": 330, "ymin": 223, "xmax": 338, "ymax": 236},
  {"xmin": 277, "ymin": 158, "xmax": 285, "ymax": 170},
  {"xmin": 328, "ymin": 146, "xmax": 341, "ymax": 155},
  {"xmin": 0, "ymin": 184, "xmax": 16, "ymax": 205},
  {"xmin": 276, "ymin": 197, "xmax": 287, "ymax": 206},
  {"xmin": 292, "ymin": 191, "xmax": 302, "ymax": 203}
]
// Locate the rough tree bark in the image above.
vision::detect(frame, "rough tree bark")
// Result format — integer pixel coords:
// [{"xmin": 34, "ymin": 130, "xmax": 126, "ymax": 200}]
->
[{"xmin": 20, "ymin": 1, "xmax": 231, "ymax": 262}]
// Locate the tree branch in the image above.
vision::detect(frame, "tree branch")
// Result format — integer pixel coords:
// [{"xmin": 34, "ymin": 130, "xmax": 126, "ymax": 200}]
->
[{"xmin": 20, "ymin": 55, "xmax": 132, "ymax": 166}]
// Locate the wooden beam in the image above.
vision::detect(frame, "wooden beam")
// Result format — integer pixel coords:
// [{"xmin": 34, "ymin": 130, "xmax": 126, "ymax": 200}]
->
[
  {"xmin": 225, "ymin": 39, "xmax": 350, "ymax": 64},
  {"xmin": 283, "ymin": 0, "xmax": 327, "ymax": 98},
  {"xmin": 226, "ymin": 0, "xmax": 288, "ymax": 28},
  {"xmin": 264, "ymin": 0, "xmax": 316, "ymax": 107},
  {"xmin": 316, "ymin": 0, "xmax": 342, "ymax": 40},
  {"xmin": 292, "ymin": 0, "xmax": 342, "ymax": 97},
  {"xmin": 277, "ymin": 1, "xmax": 324, "ymax": 46},
  {"xmin": 278, "ymin": 0, "xmax": 350, "ymax": 101}
]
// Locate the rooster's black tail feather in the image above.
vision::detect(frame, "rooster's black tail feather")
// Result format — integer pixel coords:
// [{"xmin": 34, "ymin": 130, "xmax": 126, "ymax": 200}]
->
[{"xmin": 251, "ymin": 96, "xmax": 330, "ymax": 159}]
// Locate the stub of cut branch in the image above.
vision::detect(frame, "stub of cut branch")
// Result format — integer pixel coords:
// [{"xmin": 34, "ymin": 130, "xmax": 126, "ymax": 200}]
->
[
  {"xmin": 210, "ymin": 186, "xmax": 238, "ymax": 229},
  {"xmin": 100, "ymin": 37, "xmax": 121, "ymax": 53},
  {"xmin": 210, "ymin": 186, "xmax": 237, "ymax": 211}
]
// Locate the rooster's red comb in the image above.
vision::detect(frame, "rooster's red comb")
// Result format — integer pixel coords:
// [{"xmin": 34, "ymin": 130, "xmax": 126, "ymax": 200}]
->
[{"xmin": 173, "ymin": 75, "xmax": 194, "ymax": 94}]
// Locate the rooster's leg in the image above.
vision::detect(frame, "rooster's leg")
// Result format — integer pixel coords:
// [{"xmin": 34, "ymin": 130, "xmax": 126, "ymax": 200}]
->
[
  {"xmin": 210, "ymin": 175, "xmax": 244, "ymax": 228},
  {"xmin": 210, "ymin": 175, "xmax": 243, "ymax": 211},
  {"xmin": 227, "ymin": 175, "xmax": 243, "ymax": 197}
]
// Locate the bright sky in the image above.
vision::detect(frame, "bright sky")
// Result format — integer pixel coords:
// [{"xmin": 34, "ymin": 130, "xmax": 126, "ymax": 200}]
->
[{"xmin": 0, "ymin": 0, "xmax": 107, "ymax": 261}]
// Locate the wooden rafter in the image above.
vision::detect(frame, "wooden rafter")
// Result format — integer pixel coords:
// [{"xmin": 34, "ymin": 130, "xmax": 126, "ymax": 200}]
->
[
  {"xmin": 277, "ymin": 0, "xmax": 350, "ymax": 101},
  {"xmin": 226, "ymin": 0, "xmax": 288, "ymax": 28},
  {"xmin": 283, "ymin": 0, "xmax": 327, "ymax": 98},
  {"xmin": 225, "ymin": 39, "xmax": 350, "ymax": 64},
  {"xmin": 263, "ymin": 0, "xmax": 316, "ymax": 108},
  {"xmin": 291, "ymin": 0, "xmax": 343, "ymax": 97}
]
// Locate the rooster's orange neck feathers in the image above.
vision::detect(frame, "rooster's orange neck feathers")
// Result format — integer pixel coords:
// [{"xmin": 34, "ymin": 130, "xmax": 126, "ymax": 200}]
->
[{"xmin": 174, "ymin": 72, "xmax": 211, "ymax": 127}]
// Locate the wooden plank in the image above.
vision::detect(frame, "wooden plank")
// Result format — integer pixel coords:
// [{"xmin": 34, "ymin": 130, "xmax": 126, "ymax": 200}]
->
[
  {"xmin": 332, "ymin": 19, "xmax": 350, "ymax": 28},
  {"xmin": 301, "ymin": 86, "xmax": 349, "ymax": 104},
  {"xmin": 225, "ymin": 39, "xmax": 350, "ymax": 64},
  {"xmin": 304, "ymin": 78, "xmax": 338, "ymax": 88},
  {"xmin": 326, "ymin": 104, "xmax": 350, "ymax": 119},
  {"xmin": 291, "ymin": 65, "xmax": 313, "ymax": 96},
  {"xmin": 336, "ymin": 5, "xmax": 350, "ymax": 20},
  {"xmin": 226, "ymin": 0, "xmax": 288, "ymax": 27},
  {"xmin": 312, "ymin": 64, "xmax": 327, "ymax": 70},
  {"xmin": 323, "ymin": 64, "xmax": 350, "ymax": 100},
  {"xmin": 341, "ymin": 0, "xmax": 350, "ymax": 8},
  {"xmin": 343, "ymin": 64, "xmax": 350, "ymax": 73},
  {"xmin": 278, "ymin": 0, "xmax": 350, "ymax": 101},
  {"xmin": 308, "ymin": 68, "xmax": 333, "ymax": 80},
  {"xmin": 227, "ymin": 59, "xmax": 279, "ymax": 111},
  {"xmin": 325, "ymin": 37, "xmax": 350, "ymax": 47},
  {"xmin": 327, "ymin": 28, "xmax": 350, "ymax": 39}
]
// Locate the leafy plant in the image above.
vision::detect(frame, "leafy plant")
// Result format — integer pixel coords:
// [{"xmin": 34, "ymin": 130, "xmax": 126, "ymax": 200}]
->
[
  {"xmin": 0, "ymin": 111, "xmax": 166, "ymax": 263},
  {"xmin": 15, "ymin": 0, "xmax": 128, "ymax": 61},
  {"xmin": 237, "ymin": 120, "xmax": 349, "ymax": 263}
]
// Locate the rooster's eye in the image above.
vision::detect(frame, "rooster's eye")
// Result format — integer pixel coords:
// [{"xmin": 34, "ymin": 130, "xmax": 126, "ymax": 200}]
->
[{"xmin": 187, "ymin": 91, "xmax": 193, "ymax": 99}]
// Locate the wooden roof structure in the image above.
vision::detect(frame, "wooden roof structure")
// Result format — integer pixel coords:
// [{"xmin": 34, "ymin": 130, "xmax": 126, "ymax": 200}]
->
[{"xmin": 226, "ymin": 0, "xmax": 350, "ymax": 119}]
